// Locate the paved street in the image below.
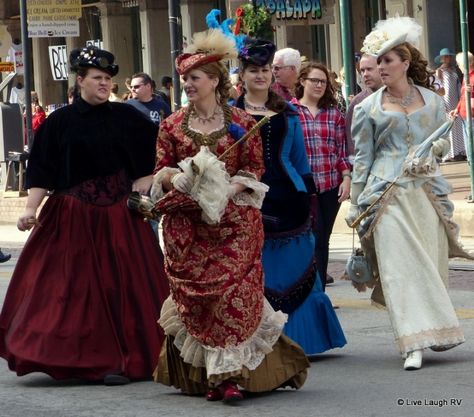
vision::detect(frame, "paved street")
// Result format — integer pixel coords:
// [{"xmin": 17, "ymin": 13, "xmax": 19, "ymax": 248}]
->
[{"xmin": 1, "ymin": 231, "xmax": 474, "ymax": 417}]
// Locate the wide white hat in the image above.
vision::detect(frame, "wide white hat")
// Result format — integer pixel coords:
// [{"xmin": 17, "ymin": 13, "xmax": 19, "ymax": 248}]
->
[{"xmin": 361, "ymin": 14, "xmax": 422, "ymax": 57}]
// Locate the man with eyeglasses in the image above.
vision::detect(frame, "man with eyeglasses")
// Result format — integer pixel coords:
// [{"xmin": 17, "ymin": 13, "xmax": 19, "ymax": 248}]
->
[
  {"xmin": 271, "ymin": 48, "xmax": 301, "ymax": 101},
  {"xmin": 126, "ymin": 72, "xmax": 171, "ymax": 127}
]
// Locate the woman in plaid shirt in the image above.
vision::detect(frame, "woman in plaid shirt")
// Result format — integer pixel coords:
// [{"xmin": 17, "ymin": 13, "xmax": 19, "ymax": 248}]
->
[{"xmin": 291, "ymin": 62, "xmax": 352, "ymax": 291}]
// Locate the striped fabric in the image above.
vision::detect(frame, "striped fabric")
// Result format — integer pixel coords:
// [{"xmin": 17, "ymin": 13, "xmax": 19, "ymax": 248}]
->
[{"xmin": 439, "ymin": 67, "xmax": 465, "ymax": 158}]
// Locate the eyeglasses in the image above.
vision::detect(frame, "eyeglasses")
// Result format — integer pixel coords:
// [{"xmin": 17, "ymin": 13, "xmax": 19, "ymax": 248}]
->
[
  {"xmin": 303, "ymin": 77, "xmax": 327, "ymax": 86},
  {"xmin": 130, "ymin": 84, "xmax": 144, "ymax": 90},
  {"xmin": 271, "ymin": 65, "xmax": 293, "ymax": 71}
]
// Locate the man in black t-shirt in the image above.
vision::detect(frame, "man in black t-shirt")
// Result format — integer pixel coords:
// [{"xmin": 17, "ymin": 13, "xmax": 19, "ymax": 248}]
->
[{"xmin": 126, "ymin": 72, "xmax": 171, "ymax": 126}]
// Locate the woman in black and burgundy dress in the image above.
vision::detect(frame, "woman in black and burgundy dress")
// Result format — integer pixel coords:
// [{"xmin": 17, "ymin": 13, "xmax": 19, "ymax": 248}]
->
[{"xmin": 0, "ymin": 46, "xmax": 169, "ymax": 385}]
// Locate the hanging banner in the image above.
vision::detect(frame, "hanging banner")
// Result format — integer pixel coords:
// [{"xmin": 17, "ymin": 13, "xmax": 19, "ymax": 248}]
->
[
  {"xmin": 48, "ymin": 45, "xmax": 69, "ymax": 80},
  {"xmin": 27, "ymin": 0, "xmax": 81, "ymax": 38},
  {"xmin": 7, "ymin": 42, "xmax": 24, "ymax": 74}
]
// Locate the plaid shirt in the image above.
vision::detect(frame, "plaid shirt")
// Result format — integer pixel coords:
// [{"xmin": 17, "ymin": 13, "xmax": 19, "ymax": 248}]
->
[
  {"xmin": 290, "ymin": 99, "xmax": 351, "ymax": 193},
  {"xmin": 271, "ymin": 82, "xmax": 294, "ymax": 101}
]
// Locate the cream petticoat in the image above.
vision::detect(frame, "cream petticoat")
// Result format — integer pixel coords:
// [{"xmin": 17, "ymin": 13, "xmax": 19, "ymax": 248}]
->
[{"xmin": 154, "ymin": 296, "xmax": 309, "ymax": 392}]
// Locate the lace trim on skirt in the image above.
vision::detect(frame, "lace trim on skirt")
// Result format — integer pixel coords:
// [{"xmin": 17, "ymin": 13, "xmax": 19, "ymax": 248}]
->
[
  {"xmin": 158, "ymin": 296, "xmax": 287, "ymax": 379},
  {"xmin": 397, "ymin": 326, "xmax": 465, "ymax": 357}
]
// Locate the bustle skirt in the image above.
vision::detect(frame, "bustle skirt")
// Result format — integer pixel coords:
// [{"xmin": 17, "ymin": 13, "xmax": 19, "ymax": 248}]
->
[
  {"xmin": 263, "ymin": 218, "xmax": 347, "ymax": 355},
  {"xmin": 0, "ymin": 172, "xmax": 170, "ymax": 380}
]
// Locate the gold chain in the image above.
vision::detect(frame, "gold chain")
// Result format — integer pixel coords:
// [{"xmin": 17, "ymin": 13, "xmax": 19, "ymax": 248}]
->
[{"xmin": 182, "ymin": 104, "xmax": 232, "ymax": 146}]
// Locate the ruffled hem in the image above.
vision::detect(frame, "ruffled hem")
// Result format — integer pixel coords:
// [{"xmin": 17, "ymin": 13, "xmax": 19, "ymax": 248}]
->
[
  {"xmin": 158, "ymin": 296, "xmax": 287, "ymax": 379},
  {"xmin": 397, "ymin": 326, "xmax": 465, "ymax": 357},
  {"xmin": 154, "ymin": 333, "xmax": 309, "ymax": 392},
  {"xmin": 284, "ymin": 288, "xmax": 347, "ymax": 355}
]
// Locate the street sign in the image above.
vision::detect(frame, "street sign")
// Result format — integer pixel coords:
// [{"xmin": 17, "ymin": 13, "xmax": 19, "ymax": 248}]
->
[
  {"xmin": 48, "ymin": 45, "xmax": 68, "ymax": 80},
  {"xmin": 0, "ymin": 62, "xmax": 15, "ymax": 72}
]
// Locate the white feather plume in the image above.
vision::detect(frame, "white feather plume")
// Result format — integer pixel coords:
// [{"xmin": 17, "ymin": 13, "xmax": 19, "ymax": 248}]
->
[
  {"xmin": 185, "ymin": 29, "xmax": 238, "ymax": 60},
  {"xmin": 361, "ymin": 14, "xmax": 423, "ymax": 56},
  {"xmin": 374, "ymin": 14, "xmax": 422, "ymax": 48}
]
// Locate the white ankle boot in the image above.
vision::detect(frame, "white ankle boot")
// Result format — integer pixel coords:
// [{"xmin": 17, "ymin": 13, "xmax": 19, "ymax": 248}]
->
[{"xmin": 404, "ymin": 350, "xmax": 423, "ymax": 370}]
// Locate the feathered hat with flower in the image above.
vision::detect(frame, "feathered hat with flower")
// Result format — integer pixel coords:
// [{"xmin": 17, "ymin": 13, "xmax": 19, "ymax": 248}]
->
[
  {"xmin": 175, "ymin": 10, "xmax": 239, "ymax": 75},
  {"xmin": 361, "ymin": 14, "xmax": 423, "ymax": 57}
]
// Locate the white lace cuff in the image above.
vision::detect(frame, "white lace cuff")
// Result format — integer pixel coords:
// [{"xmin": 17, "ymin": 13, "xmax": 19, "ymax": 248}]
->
[{"xmin": 230, "ymin": 170, "xmax": 269, "ymax": 209}]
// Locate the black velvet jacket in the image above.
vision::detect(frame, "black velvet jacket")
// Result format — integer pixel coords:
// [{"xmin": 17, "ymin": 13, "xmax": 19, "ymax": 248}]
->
[{"xmin": 26, "ymin": 98, "xmax": 158, "ymax": 191}]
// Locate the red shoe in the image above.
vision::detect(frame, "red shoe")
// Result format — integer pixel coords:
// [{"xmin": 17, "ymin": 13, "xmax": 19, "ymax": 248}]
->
[
  {"xmin": 205, "ymin": 388, "xmax": 223, "ymax": 402},
  {"xmin": 220, "ymin": 381, "xmax": 243, "ymax": 403}
]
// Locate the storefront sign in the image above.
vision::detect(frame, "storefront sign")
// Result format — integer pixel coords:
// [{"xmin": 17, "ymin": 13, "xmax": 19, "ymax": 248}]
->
[
  {"xmin": 0, "ymin": 62, "xmax": 15, "ymax": 72},
  {"xmin": 256, "ymin": 0, "xmax": 323, "ymax": 20},
  {"xmin": 28, "ymin": 21, "xmax": 80, "ymax": 38},
  {"xmin": 27, "ymin": 0, "xmax": 82, "ymax": 22},
  {"xmin": 27, "ymin": 0, "xmax": 81, "ymax": 38},
  {"xmin": 48, "ymin": 45, "xmax": 69, "ymax": 80}
]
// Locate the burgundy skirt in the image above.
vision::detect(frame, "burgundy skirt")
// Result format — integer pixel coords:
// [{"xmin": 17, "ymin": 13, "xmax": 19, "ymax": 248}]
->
[{"xmin": 0, "ymin": 172, "xmax": 169, "ymax": 380}]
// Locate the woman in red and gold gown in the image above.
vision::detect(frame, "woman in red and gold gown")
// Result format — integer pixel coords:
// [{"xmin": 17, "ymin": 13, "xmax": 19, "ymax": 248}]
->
[{"xmin": 152, "ymin": 27, "xmax": 309, "ymax": 403}]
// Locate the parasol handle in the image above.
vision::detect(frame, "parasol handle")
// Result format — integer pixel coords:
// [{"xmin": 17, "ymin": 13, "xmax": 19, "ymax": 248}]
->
[
  {"xmin": 349, "ymin": 177, "xmax": 399, "ymax": 229},
  {"xmin": 218, "ymin": 115, "xmax": 271, "ymax": 160}
]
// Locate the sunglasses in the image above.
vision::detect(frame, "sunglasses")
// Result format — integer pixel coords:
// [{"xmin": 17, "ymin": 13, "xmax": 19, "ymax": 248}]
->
[
  {"xmin": 271, "ymin": 65, "xmax": 293, "ymax": 71},
  {"xmin": 130, "ymin": 84, "xmax": 144, "ymax": 90}
]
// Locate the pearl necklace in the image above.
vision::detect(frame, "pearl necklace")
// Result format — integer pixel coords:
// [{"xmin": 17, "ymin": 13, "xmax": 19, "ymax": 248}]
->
[{"xmin": 384, "ymin": 86, "xmax": 415, "ymax": 109}]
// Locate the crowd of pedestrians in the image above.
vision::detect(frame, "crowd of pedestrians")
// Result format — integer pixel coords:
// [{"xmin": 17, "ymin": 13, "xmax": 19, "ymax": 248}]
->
[{"xmin": 0, "ymin": 8, "xmax": 472, "ymax": 407}]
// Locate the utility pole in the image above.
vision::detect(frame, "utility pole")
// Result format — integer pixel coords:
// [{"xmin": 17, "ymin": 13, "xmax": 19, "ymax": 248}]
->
[
  {"xmin": 168, "ymin": 0, "xmax": 181, "ymax": 110},
  {"xmin": 459, "ymin": 0, "xmax": 474, "ymax": 202},
  {"xmin": 19, "ymin": 0, "xmax": 33, "ymax": 148},
  {"xmin": 377, "ymin": 0, "xmax": 386, "ymax": 20},
  {"xmin": 339, "ymin": 0, "xmax": 355, "ymax": 104}
]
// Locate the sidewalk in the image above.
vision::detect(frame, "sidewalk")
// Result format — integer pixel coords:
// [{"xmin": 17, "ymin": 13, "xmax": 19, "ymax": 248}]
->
[{"xmin": 1, "ymin": 161, "xmax": 473, "ymax": 251}]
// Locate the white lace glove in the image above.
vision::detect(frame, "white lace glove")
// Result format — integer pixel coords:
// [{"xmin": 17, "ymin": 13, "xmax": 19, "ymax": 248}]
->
[
  {"xmin": 345, "ymin": 203, "xmax": 360, "ymax": 227},
  {"xmin": 345, "ymin": 182, "xmax": 365, "ymax": 227},
  {"xmin": 431, "ymin": 138, "xmax": 450, "ymax": 158},
  {"xmin": 171, "ymin": 172, "xmax": 193, "ymax": 193}
]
